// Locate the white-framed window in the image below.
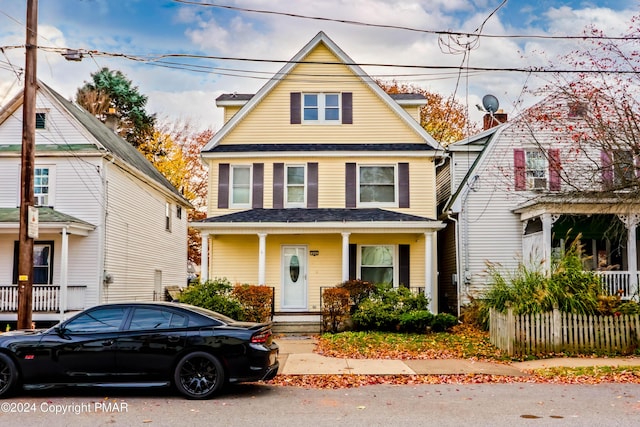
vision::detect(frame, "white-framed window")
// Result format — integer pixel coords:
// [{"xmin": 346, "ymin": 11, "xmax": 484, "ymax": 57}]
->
[
  {"xmin": 35, "ymin": 110, "xmax": 48, "ymax": 129},
  {"xmin": 358, "ymin": 165, "xmax": 396, "ymax": 206},
  {"xmin": 525, "ymin": 150, "xmax": 547, "ymax": 190},
  {"xmin": 230, "ymin": 165, "xmax": 251, "ymax": 207},
  {"xmin": 612, "ymin": 150, "xmax": 635, "ymax": 186},
  {"xmin": 303, "ymin": 93, "xmax": 340, "ymax": 124},
  {"xmin": 359, "ymin": 245, "xmax": 396, "ymax": 285},
  {"xmin": 34, "ymin": 166, "xmax": 53, "ymax": 206},
  {"xmin": 285, "ymin": 165, "xmax": 306, "ymax": 207},
  {"xmin": 165, "ymin": 202, "xmax": 172, "ymax": 232}
]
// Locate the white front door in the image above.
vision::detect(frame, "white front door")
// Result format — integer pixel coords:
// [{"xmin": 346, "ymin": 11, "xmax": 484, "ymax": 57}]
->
[{"xmin": 281, "ymin": 246, "xmax": 307, "ymax": 310}]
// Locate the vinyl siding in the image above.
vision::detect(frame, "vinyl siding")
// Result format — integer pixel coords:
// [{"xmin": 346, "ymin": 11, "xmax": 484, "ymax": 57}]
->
[{"xmin": 216, "ymin": 44, "xmax": 424, "ymax": 145}]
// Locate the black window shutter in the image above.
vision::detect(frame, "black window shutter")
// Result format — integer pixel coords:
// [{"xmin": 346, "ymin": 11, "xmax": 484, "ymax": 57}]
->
[
  {"xmin": 307, "ymin": 162, "xmax": 318, "ymax": 208},
  {"xmin": 342, "ymin": 92, "xmax": 353, "ymax": 124},
  {"xmin": 218, "ymin": 163, "xmax": 230, "ymax": 208},
  {"xmin": 290, "ymin": 92, "xmax": 301, "ymax": 124},
  {"xmin": 399, "ymin": 244, "xmax": 410, "ymax": 288},
  {"xmin": 349, "ymin": 243, "xmax": 357, "ymax": 280},
  {"xmin": 273, "ymin": 163, "xmax": 284, "ymax": 208},
  {"xmin": 252, "ymin": 163, "xmax": 264, "ymax": 208},
  {"xmin": 345, "ymin": 163, "xmax": 357, "ymax": 208},
  {"xmin": 398, "ymin": 163, "xmax": 410, "ymax": 208}
]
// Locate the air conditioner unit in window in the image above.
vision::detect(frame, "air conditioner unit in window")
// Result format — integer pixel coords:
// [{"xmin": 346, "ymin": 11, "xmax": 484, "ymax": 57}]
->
[{"xmin": 532, "ymin": 178, "xmax": 547, "ymax": 190}]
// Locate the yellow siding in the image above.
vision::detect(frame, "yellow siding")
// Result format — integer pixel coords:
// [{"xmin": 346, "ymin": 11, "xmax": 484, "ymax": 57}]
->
[
  {"xmin": 402, "ymin": 105, "xmax": 421, "ymax": 122},
  {"xmin": 223, "ymin": 106, "xmax": 242, "ymax": 123},
  {"xmin": 210, "ymin": 233, "xmax": 431, "ymax": 311},
  {"xmin": 206, "ymin": 156, "xmax": 437, "ymax": 219},
  {"xmin": 218, "ymin": 44, "xmax": 423, "ymax": 145}
]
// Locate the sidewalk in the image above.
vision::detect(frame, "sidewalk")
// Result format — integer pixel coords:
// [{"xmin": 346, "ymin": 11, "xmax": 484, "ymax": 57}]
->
[{"xmin": 276, "ymin": 336, "xmax": 640, "ymax": 376}]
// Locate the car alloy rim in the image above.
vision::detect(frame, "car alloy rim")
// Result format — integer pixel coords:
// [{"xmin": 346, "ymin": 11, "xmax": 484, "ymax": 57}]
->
[
  {"xmin": 0, "ymin": 362, "xmax": 9, "ymax": 392},
  {"xmin": 179, "ymin": 356, "xmax": 218, "ymax": 396}
]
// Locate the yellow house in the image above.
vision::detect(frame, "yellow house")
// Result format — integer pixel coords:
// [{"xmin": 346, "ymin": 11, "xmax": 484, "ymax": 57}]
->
[{"xmin": 192, "ymin": 32, "xmax": 445, "ymax": 325}]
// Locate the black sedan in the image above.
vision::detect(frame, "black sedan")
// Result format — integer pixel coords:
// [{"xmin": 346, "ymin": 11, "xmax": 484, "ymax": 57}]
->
[{"xmin": 0, "ymin": 302, "xmax": 279, "ymax": 399}]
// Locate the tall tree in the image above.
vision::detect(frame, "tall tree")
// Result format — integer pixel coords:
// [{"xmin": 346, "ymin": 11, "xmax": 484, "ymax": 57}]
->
[
  {"xmin": 76, "ymin": 68, "xmax": 156, "ymax": 151},
  {"xmin": 377, "ymin": 80, "xmax": 477, "ymax": 145}
]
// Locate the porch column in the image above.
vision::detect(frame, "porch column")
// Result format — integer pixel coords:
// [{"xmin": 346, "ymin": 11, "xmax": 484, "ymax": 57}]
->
[
  {"xmin": 258, "ymin": 233, "xmax": 267, "ymax": 285},
  {"xmin": 541, "ymin": 214, "xmax": 559, "ymax": 273},
  {"xmin": 200, "ymin": 232, "xmax": 209, "ymax": 283},
  {"xmin": 341, "ymin": 232, "xmax": 350, "ymax": 282},
  {"xmin": 620, "ymin": 214, "xmax": 640, "ymax": 300},
  {"xmin": 59, "ymin": 227, "xmax": 69, "ymax": 318},
  {"xmin": 425, "ymin": 232, "xmax": 436, "ymax": 313}
]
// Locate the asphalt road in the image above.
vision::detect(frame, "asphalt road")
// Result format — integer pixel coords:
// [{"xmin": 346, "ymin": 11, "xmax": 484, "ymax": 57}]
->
[{"xmin": 0, "ymin": 382, "xmax": 638, "ymax": 427}]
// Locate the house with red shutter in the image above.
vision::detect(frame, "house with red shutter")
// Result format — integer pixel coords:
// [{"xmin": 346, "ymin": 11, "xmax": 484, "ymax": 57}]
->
[{"xmin": 437, "ymin": 97, "xmax": 639, "ymax": 314}]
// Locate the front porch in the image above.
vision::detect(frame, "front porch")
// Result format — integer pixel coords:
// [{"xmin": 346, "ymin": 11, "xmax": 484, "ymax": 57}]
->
[{"xmin": 0, "ymin": 284, "xmax": 87, "ymax": 322}]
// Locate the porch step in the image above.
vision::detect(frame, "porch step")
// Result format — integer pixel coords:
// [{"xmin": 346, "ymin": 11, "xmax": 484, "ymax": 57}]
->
[{"xmin": 273, "ymin": 321, "xmax": 322, "ymax": 336}]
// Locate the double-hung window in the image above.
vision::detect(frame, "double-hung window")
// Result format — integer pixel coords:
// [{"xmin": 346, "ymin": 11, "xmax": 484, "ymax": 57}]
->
[
  {"xmin": 303, "ymin": 93, "xmax": 340, "ymax": 124},
  {"xmin": 34, "ymin": 167, "xmax": 51, "ymax": 206},
  {"xmin": 359, "ymin": 165, "xmax": 396, "ymax": 206},
  {"xmin": 285, "ymin": 165, "xmax": 306, "ymax": 207},
  {"xmin": 360, "ymin": 245, "xmax": 395, "ymax": 285},
  {"xmin": 525, "ymin": 150, "xmax": 547, "ymax": 190},
  {"xmin": 612, "ymin": 150, "xmax": 635, "ymax": 187},
  {"xmin": 230, "ymin": 165, "xmax": 251, "ymax": 207}
]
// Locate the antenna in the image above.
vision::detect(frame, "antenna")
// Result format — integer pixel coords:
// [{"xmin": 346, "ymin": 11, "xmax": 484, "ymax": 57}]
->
[{"xmin": 482, "ymin": 94, "xmax": 499, "ymax": 113}]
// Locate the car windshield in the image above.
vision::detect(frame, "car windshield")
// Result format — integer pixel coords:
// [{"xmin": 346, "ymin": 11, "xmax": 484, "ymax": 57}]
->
[{"xmin": 181, "ymin": 304, "xmax": 237, "ymax": 324}]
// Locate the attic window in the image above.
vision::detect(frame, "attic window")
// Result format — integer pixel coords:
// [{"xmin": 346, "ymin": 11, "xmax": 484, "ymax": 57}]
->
[
  {"xmin": 35, "ymin": 112, "xmax": 46, "ymax": 129},
  {"xmin": 568, "ymin": 102, "xmax": 587, "ymax": 118}
]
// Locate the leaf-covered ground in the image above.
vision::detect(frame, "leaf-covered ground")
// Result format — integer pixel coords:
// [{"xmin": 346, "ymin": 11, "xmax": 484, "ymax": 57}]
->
[{"xmin": 266, "ymin": 325, "xmax": 640, "ymax": 389}]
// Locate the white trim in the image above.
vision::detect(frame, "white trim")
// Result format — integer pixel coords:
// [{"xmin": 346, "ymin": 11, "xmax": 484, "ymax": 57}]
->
[
  {"xmin": 229, "ymin": 164, "xmax": 252, "ymax": 208},
  {"xmin": 301, "ymin": 92, "xmax": 341, "ymax": 125},
  {"xmin": 192, "ymin": 220, "xmax": 445, "ymax": 234},
  {"xmin": 258, "ymin": 233, "xmax": 267, "ymax": 285},
  {"xmin": 281, "ymin": 245, "xmax": 308, "ymax": 310},
  {"xmin": 357, "ymin": 164, "xmax": 398, "ymax": 208},
  {"xmin": 284, "ymin": 164, "xmax": 307, "ymax": 208},
  {"xmin": 341, "ymin": 232, "xmax": 350, "ymax": 282},
  {"xmin": 358, "ymin": 244, "xmax": 398, "ymax": 286},
  {"xmin": 202, "ymin": 150, "xmax": 441, "ymax": 160}
]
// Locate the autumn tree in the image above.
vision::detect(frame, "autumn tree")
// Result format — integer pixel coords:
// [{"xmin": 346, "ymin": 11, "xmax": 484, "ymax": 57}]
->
[
  {"xmin": 376, "ymin": 80, "xmax": 477, "ymax": 145},
  {"xmin": 76, "ymin": 68, "xmax": 156, "ymax": 152}
]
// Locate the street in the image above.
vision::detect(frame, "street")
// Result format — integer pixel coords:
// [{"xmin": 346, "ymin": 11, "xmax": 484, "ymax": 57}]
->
[{"xmin": 0, "ymin": 382, "xmax": 637, "ymax": 426}]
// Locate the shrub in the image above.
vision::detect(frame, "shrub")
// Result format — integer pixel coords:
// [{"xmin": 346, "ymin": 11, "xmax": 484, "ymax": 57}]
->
[
  {"xmin": 459, "ymin": 297, "xmax": 490, "ymax": 330},
  {"xmin": 232, "ymin": 285, "xmax": 274, "ymax": 323},
  {"xmin": 179, "ymin": 278, "xmax": 243, "ymax": 320},
  {"xmin": 321, "ymin": 288, "xmax": 351, "ymax": 333},
  {"xmin": 336, "ymin": 279, "xmax": 376, "ymax": 313},
  {"xmin": 398, "ymin": 310, "xmax": 434, "ymax": 333},
  {"xmin": 431, "ymin": 313, "xmax": 458, "ymax": 332}
]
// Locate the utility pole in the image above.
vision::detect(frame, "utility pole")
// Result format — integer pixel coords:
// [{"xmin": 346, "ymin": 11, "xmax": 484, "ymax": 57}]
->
[{"xmin": 17, "ymin": 0, "xmax": 38, "ymax": 329}]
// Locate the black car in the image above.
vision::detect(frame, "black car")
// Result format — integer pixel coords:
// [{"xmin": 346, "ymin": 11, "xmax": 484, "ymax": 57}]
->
[{"xmin": 0, "ymin": 302, "xmax": 279, "ymax": 399}]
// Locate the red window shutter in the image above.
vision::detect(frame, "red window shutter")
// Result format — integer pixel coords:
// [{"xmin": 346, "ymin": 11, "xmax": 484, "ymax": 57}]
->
[
  {"xmin": 342, "ymin": 92, "xmax": 353, "ymax": 124},
  {"xmin": 217, "ymin": 163, "xmax": 229, "ymax": 208},
  {"xmin": 601, "ymin": 150, "xmax": 613, "ymax": 187},
  {"xmin": 307, "ymin": 162, "xmax": 318, "ymax": 208},
  {"xmin": 273, "ymin": 163, "xmax": 284, "ymax": 208},
  {"xmin": 548, "ymin": 149, "xmax": 561, "ymax": 191},
  {"xmin": 290, "ymin": 93, "xmax": 301, "ymax": 124},
  {"xmin": 514, "ymin": 149, "xmax": 526, "ymax": 191}
]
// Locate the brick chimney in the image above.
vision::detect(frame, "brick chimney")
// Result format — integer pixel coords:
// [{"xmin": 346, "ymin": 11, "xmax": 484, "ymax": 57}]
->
[{"xmin": 483, "ymin": 109, "xmax": 508, "ymax": 130}]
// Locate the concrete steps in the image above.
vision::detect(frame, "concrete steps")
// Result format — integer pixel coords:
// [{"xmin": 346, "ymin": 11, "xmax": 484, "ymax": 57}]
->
[{"xmin": 273, "ymin": 320, "xmax": 322, "ymax": 335}]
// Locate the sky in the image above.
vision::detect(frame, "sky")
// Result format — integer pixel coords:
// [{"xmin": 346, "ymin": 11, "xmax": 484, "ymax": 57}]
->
[{"xmin": 0, "ymin": 0, "xmax": 638, "ymax": 132}]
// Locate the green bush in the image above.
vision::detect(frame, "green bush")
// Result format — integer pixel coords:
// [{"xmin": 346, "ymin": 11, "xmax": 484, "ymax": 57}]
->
[
  {"xmin": 179, "ymin": 278, "xmax": 243, "ymax": 320},
  {"xmin": 336, "ymin": 279, "xmax": 376, "ymax": 313},
  {"xmin": 398, "ymin": 310, "xmax": 434, "ymax": 333},
  {"xmin": 431, "ymin": 313, "xmax": 458, "ymax": 332}
]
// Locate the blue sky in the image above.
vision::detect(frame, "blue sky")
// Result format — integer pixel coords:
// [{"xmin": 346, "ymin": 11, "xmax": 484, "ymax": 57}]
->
[{"xmin": 0, "ymin": 0, "xmax": 637, "ymax": 130}]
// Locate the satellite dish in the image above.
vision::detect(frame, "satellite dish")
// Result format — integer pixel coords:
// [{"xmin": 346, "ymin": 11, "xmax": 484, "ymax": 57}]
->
[{"xmin": 482, "ymin": 94, "xmax": 499, "ymax": 113}]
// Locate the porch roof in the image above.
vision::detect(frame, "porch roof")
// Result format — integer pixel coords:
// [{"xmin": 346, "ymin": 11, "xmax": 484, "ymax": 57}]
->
[
  {"xmin": 0, "ymin": 207, "xmax": 96, "ymax": 236},
  {"xmin": 512, "ymin": 194, "xmax": 640, "ymax": 221},
  {"xmin": 192, "ymin": 208, "xmax": 444, "ymax": 234}
]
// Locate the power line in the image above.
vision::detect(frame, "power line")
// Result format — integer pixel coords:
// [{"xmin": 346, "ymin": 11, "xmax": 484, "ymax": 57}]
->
[{"xmin": 172, "ymin": 0, "xmax": 640, "ymax": 41}]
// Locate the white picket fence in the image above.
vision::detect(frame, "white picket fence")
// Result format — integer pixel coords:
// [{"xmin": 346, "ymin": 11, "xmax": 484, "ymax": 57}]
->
[
  {"xmin": 490, "ymin": 307, "xmax": 640, "ymax": 356},
  {"xmin": 0, "ymin": 285, "xmax": 86, "ymax": 312}
]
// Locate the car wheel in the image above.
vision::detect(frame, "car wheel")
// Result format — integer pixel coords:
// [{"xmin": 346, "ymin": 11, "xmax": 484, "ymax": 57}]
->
[
  {"xmin": 174, "ymin": 352, "xmax": 224, "ymax": 399},
  {"xmin": 0, "ymin": 353, "xmax": 18, "ymax": 398}
]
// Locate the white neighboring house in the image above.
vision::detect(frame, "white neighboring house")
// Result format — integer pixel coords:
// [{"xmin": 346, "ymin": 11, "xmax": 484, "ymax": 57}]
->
[
  {"xmin": 438, "ymin": 103, "xmax": 640, "ymax": 315},
  {"xmin": 0, "ymin": 82, "xmax": 192, "ymax": 323}
]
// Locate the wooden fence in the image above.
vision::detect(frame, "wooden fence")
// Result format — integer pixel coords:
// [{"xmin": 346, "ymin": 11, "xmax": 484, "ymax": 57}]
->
[{"xmin": 490, "ymin": 307, "xmax": 640, "ymax": 356}]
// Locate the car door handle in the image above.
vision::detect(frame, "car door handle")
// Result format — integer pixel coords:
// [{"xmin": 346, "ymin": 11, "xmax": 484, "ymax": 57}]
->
[
  {"xmin": 102, "ymin": 340, "xmax": 114, "ymax": 346},
  {"xmin": 167, "ymin": 336, "xmax": 180, "ymax": 343}
]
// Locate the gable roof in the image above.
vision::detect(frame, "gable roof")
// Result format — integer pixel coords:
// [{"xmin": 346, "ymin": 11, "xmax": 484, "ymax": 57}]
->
[
  {"xmin": 0, "ymin": 82, "xmax": 191, "ymax": 207},
  {"xmin": 202, "ymin": 31, "xmax": 443, "ymax": 153}
]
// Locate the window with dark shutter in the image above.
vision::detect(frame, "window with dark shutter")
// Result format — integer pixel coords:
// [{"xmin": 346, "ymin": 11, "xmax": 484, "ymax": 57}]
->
[
  {"xmin": 218, "ymin": 163, "xmax": 230, "ymax": 208},
  {"xmin": 345, "ymin": 163, "xmax": 357, "ymax": 208},
  {"xmin": 290, "ymin": 93, "xmax": 301, "ymax": 124},
  {"xmin": 399, "ymin": 244, "xmax": 410, "ymax": 288},
  {"xmin": 601, "ymin": 150, "xmax": 613, "ymax": 188},
  {"xmin": 252, "ymin": 163, "xmax": 264, "ymax": 208},
  {"xmin": 548, "ymin": 149, "xmax": 561, "ymax": 191},
  {"xmin": 273, "ymin": 163, "xmax": 284, "ymax": 208}
]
